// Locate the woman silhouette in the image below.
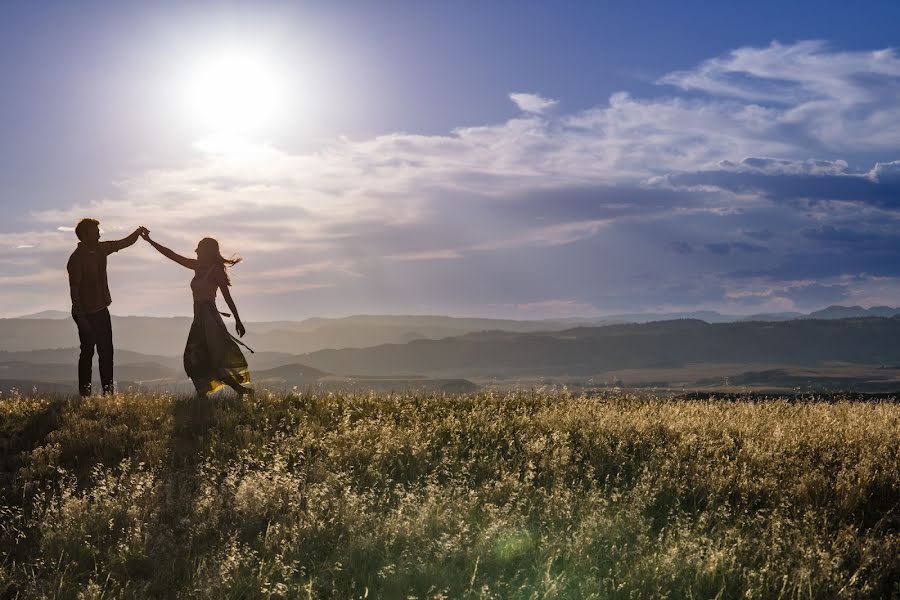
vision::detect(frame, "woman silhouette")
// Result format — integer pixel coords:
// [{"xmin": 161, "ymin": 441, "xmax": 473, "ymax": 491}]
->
[{"xmin": 142, "ymin": 232, "xmax": 252, "ymax": 398}]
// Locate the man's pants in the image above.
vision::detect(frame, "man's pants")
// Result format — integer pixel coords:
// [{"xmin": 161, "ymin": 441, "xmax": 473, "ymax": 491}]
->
[{"xmin": 72, "ymin": 307, "xmax": 114, "ymax": 396}]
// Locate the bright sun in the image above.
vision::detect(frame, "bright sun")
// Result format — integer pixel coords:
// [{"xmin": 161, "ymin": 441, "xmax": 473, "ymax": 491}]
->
[{"xmin": 181, "ymin": 45, "xmax": 284, "ymax": 133}]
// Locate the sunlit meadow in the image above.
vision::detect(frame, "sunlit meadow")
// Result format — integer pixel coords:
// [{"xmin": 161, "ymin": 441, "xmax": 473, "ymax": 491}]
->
[{"xmin": 1, "ymin": 390, "xmax": 898, "ymax": 598}]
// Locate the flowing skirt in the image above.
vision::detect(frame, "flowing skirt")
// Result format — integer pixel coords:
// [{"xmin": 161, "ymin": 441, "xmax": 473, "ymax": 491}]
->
[{"xmin": 184, "ymin": 301, "xmax": 250, "ymax": 394}]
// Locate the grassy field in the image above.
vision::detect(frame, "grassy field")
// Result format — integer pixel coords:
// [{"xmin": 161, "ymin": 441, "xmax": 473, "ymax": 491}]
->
[{"xmin": 1, "ymin": 390, "xmax": 898, "ymax": 599}]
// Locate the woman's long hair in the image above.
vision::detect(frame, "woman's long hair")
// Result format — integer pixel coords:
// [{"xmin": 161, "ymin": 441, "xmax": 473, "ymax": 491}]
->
[{"xmin": 198, "ymin": 237, "xmax": 241, "ymax": 285}]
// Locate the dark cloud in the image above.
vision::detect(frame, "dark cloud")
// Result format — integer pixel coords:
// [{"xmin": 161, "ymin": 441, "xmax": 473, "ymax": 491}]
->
[
  {"xmin": 704, "ymin": 241, "xmax": 769, "ymax": 255},
  {"xmin": 667, "ymin": 241, "xmax": 694, "ymax": 254},
  {"xmin": 39, "ymin": 167, "xmax": 900, "ymax": 317},
  {"xmin": 741, "ymin": 228, "xmax": 774, "ymax": 240},
  {"xmin": 800, "ymin": 225, "xmax": 900, "ymax": 251},
  {"xmin": 491, "ymin": 185, "xmax": 714, "ymax": 223},
  {"xmin": 705, "ymin": 242, "xmax": 732, "ymax": 255},
  {"xmin": 666, "ymin": 159, "xmax": 900, "ymax": 210},
  {"xmin": 728, "ymin": 250, "xmax": 900, "ymax": 281},
  {"xmin": 776, "ymin": 283, "xmax": 851, "ymax": 307},
  {"xmin": 726, "ymin": 157, "xmax": 847, "ymax": 173},
  {"xmin": 731, "ymin": 242, "xmax": 769, "ymax": 253},
  {"xmin": 323, "ymin": 183, "xmax": 725, "ymax": 262}
]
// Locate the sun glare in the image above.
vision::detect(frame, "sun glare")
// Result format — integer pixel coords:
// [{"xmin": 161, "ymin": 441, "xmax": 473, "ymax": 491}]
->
[{"xmin": 181, "ymin": 45, "xmax": 284, "ymax": 134}]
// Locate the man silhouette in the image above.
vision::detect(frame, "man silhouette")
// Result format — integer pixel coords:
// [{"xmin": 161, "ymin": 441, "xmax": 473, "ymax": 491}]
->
[{"xmin": 67, "ymin": 219, "xmax": 148, "ymax": 396}]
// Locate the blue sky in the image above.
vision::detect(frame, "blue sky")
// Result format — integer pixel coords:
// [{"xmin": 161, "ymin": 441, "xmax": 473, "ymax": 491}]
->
[{"xmin": 3, "ymin": 1, "xmax": 900, "ymax": 318}]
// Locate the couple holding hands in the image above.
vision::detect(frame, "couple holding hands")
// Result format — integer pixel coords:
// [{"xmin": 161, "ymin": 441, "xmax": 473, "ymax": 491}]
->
[{"xmin": 66, "ymin": 218, "xmax": 252, "ymax": 398}]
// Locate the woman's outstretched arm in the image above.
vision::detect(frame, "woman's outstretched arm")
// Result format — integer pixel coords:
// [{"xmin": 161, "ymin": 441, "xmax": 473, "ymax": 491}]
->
[
  {"xmin": 142, "ymin": 233, "xmax": 197, "ymax": 269},
  {"xmin": 220, "ymin": 283, "xmax": 246, "ymax": 337}
]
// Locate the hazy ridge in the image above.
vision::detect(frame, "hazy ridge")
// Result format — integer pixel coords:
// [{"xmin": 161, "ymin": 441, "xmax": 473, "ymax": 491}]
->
[
  {"xmin": 295, "ymin": 317, "xmax": 900, "ymax": 377},
  {"xmin": 4, "ymin": 307, "xmax": 900, "ymax": 393}
]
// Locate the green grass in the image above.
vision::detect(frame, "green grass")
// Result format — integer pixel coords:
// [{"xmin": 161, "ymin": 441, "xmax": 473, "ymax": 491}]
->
[{"xmin": 1, "ymin": 389, "xmax": 898, "ymax": 598}]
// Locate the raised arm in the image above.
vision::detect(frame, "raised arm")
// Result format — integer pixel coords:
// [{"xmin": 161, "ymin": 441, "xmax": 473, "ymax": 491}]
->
[
  {"xmin": 220, "ymin": 281, "xmax": 246, "ymax": 337},
  {"xmin": 142, "ymin": 234, "xmax": 197, "ymax": 269},
  {"xmin": 102, "ymin": 226, "xmax": 148, "ymax": 254}
]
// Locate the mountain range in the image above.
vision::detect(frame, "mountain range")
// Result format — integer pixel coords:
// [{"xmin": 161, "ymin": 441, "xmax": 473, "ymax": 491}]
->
[
  {"xmin": 292, "ymin": 317, "xmax": 900, "ymax": 378},
  {"xmin": 1, "ymin": 313, "xmax": 582, "ymax": 354},
  {"xmin": 7, "ymin": 305, "xmax": 900, "ymax": 356},
  {"xmin": 5, "ymin": 306, "xmax": 900, "ymax": 393}
]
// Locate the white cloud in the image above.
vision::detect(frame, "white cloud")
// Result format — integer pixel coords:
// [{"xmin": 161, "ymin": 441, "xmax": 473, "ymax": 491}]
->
[
  {"xmin": 870, "ymin": 160, "xmax": 900, "ymax": 183},
  {"xmin": 250, "ymin": 281, "xmax": 336, "ymax": 296},
  {"xmin": 470, "ymin": 219, "xmax": 612, "ymax": 251},
  {"xmin": 383, "ymin": 249, "xmax": 464, "ymax": 262},
  {"xmin": 8, "ymin": 40, "xmax": 900, "ymax": 316},
  {"xmin": 509, "ymin": 92, "xmax": 558, "ymax": 114},
  {"xmin": 661, "ymin": 40, "xmax": 900, "ymax": 103},
  {"xmin": 240, "ymin": 260, "xmax": 361, "ymax": 282},
  {"xmin": 660, "ymin": 40, "xmax": 900, "ymax": 151},
  {"xmin": 35, "ymin": 41, "xmax": 900, "ymax": 245},
  {"xmin": 1, "ymin": 231, "xmax": 71, "ymax": 255},
  {"xmin": 0, "ymin": 269, "xmax": 65, "ymax": 286}
]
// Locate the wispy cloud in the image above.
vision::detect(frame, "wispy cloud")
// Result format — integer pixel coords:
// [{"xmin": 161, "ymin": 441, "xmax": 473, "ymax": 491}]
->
[
  {"xmin": 509, "ymin": 92, "xmax": 558, "ymax": 114},
  {"xmin": 7, "ymin": 40, "xmax": 900, "ymax": 316},
  {"xmin": 383, "ymin": 249, "xmax": 464, "ymax": 262},
  {"xmin": 660, "ymin": 40, "xmax": 900, "ymax": 151}
]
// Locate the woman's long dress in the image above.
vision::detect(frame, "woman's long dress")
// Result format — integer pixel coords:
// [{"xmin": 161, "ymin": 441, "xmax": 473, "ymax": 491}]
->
[{"xmin": 184, "ymin": 265, "xmax": 250, "ymax": 394}]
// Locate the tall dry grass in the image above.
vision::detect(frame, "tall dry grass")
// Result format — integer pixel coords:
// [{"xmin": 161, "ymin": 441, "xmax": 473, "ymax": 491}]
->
[{"xmin": 1, "ymin": 389, "xmax": 898, "ymax": 598}]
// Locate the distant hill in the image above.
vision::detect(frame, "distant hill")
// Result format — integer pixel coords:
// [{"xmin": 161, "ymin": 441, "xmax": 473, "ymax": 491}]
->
[
  {"xmin": 0, "ymin": 348, "xmax": 185, "ymax": 371},
  {"xmin": 250, "ymin": 361, "xmax": 477, "ymax": 393},
  {"xmin": 739, "ymin": 312, "xmax": 805, "ymax": 322},
  {"xmin": 574, "ymin": 306, "xmax": 900, "ymax": 323},
  {"xmin": 0, "ymin": 348, "xmax": 309, "ymax": 373},
  {"xmin": 257, "ymin": 314, "xmax": 579, "ymax": 333},
  {"xmin": 3, "ymin": 307, "xmax": 900, "ymax": 358},
  {"xmin": 565, "ymin": 310, "xmax": 734, "ymax": 324},
  {"xmin": 698, "ymin": 367, "xmax": 900, "ymax": 393},
  {"xmin": 0, "ymin": 360, "xmax": 176, "ymax": 383},
  {"xmin": 253, "ymin": 362, "xmax": 331, "ymax": 384},
  {"xmin": 6, "ymin": 314, "xmax": 900, "ymax": 392},
  {"xmin": 807, "ymin": 305, "xmax": 900, "ymax": 319},
  {"xmin": 15, "ymin": 310, "xmax": 71, "ymax": 319},
  {"xmin": 295, "ymin": 317, "xmax": 900, "ymax": 378},
  {"xmin": 0, "ymin": 314, "xmax": 576, "ymax": 355},
  {"xmin": 0, "ymin": 351, "xmax": 477, "ymax": 395}
]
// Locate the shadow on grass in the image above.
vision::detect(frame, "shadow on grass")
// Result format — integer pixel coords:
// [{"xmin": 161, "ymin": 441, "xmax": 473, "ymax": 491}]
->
[
  {"xmin": 0, "ymin": 394, "xmax": 77, "ymax": 567},
  {"xmin": 0, "ymin": 395, "xmax": 71, "ymax": 493},
  {"xmin": 142, "ymin": 393, "xmax": 221, "ymax": 593}
]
